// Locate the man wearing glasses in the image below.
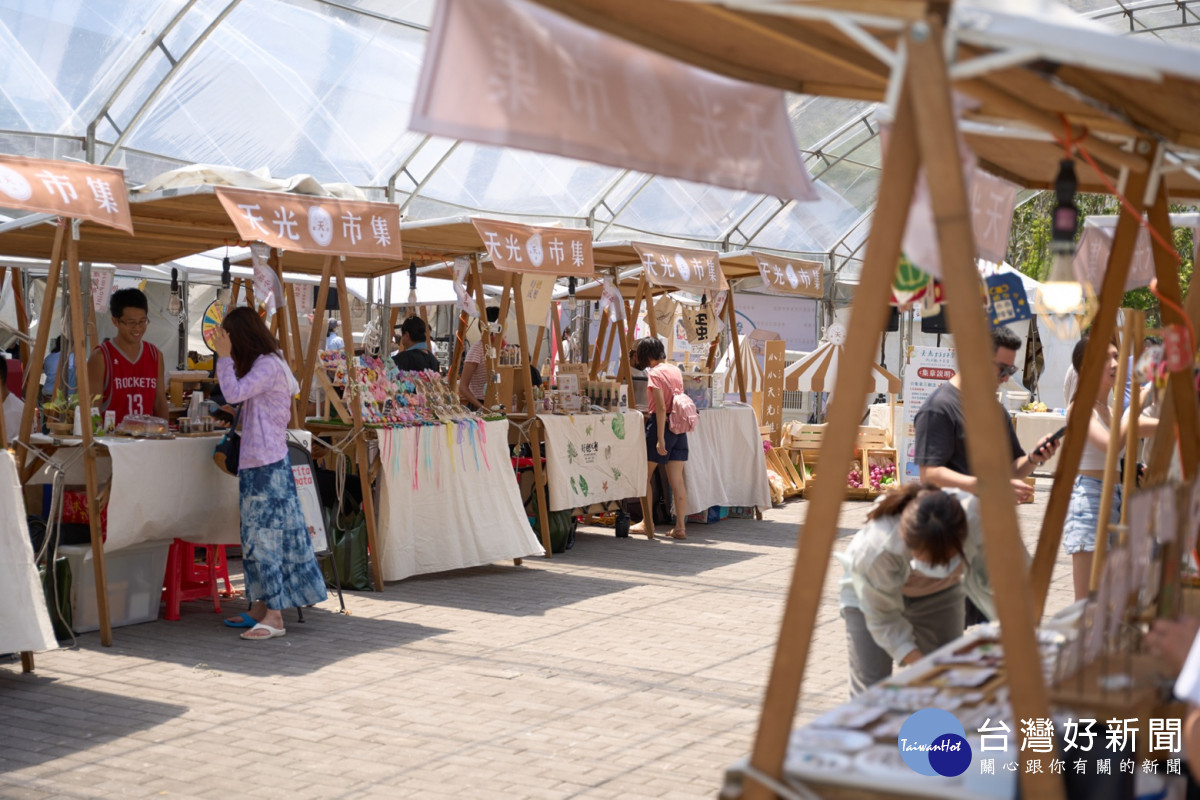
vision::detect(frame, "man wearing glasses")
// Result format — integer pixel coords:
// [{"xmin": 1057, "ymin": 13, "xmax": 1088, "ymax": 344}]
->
[
  {"xmin": 87, "ymin": 288, "xmax": 168, "ymax": 425},
  {"xmin": 914, "ymin": 325, "xmax": 1059, "ymax": 503}
]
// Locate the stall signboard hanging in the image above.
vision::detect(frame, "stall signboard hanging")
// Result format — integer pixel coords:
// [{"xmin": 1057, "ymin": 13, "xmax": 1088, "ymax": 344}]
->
[
  {"xmin": 470, "ymin": 218, "xmax": 593, "ymax": 276},
  {"xmin": 633, "ymin": 243, "xmax": 727, "ymax": 293},
  {"xmin": 412, "ymin": 0, "xmax": 820, "ymax": 202},
  {"xmin": 215, "ymin": 187, "xmax": 402, "ymax": 260},
  {"xmin": 762, "ymin": 339, "xmax": 786, "ymax": 444},
  {"xmin": 752, "ymin": 252, "xmax": 822, "ymax": 299},
  {"xmin": 90, "ymin": 267, "xmax": 114, "ymax": 313},
  {"xmin": 0, "ymin": 154, "xmax": 133, "ymax": 233},
  {"xmin": 1072, "ymin": 221, "xmax": 1158, "ymax": 293}
]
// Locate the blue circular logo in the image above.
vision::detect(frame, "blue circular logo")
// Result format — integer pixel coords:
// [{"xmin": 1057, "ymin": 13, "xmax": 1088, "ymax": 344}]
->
[{"xmin": 897, "ymin": 708, "xmax": 972, "ymax": 777}]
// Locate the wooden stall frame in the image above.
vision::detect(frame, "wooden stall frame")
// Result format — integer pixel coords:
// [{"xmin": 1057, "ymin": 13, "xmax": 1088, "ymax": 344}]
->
[{"xmin": 744, "ymin": 22, "xmax": 1065, "ymax": 798}]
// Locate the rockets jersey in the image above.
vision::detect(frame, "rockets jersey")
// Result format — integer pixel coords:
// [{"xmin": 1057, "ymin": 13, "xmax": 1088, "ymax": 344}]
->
[{"xmin": 98, "ymin": 339, "xmax": 161, "ymax": 425}]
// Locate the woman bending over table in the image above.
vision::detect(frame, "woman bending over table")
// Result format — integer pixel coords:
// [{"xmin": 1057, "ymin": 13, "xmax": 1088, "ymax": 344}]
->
[
  {"xmin": 628, "ymin": 337, "xmax": 689, "ymax": 540},
  {"xmin": 213, "ymin": 307, "xmax": 327, "ymax": 641},
  {"xmin": 839, "ymin": 484, "xmax": 997, "ymax": 696}
]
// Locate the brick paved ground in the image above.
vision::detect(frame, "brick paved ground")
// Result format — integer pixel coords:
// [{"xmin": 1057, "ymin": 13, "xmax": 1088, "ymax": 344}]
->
[{"xmin": 1, "ymin": 481, "xmax": 1073, "ymax": 799}]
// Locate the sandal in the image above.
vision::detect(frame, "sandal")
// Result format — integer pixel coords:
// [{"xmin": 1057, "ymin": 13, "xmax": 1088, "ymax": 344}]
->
[
  {"xmin": 667, "ymin": 530, "xmax": 687, "ymax": 540},
  {"xmin": 628, "ymin": 524, "xmax": 655, "ymax": 540},
  {"xmin": 240, "ymin": 622, "xmax": 286, "ymax": 641}
]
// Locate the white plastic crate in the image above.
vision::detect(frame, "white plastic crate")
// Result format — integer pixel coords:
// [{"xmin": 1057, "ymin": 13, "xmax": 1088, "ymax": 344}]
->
[{"xmin": 58, "ymin": 540, "xmax": 171, "ymax": 633}]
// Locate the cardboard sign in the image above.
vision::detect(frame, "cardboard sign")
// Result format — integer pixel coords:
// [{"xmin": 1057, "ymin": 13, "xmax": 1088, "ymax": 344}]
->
[
  {"xmin": 471, "ymin": 218, "xmax": 593, "ymax": 276},
  {"xmin": 0, "ymin": 154, "xmax": 133, "ymax": 233},
  {"xmin": 984, "ymin": 272, "xmax": 1032, "ymax": 326},
  {"xmin": 215, "ymin": 186, "xmax": 402, "ymax": 259},
  {"xmin": 412, "ymin": 0, "xmax": 820, "ymax": 202},
  {"xmin": 753, "ymin": 251, "xmax": 822, "ymax": 299},
  {"xmin": 761, "ymin": 339, "xmax": 786, "ymax": 444},
  {"xmin": 633, "ymin": 243, "xmax": 727, "ymax": 293}
]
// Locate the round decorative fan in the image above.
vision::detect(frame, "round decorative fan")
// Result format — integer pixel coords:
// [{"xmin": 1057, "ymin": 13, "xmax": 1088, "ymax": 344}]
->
[
  {"xmin": 201, "ymin": 301, "xmax": 225, "ymax": 352},
  {"xmin": 825, "ymin": 322, "xmax": 847, "ymax": 346}
]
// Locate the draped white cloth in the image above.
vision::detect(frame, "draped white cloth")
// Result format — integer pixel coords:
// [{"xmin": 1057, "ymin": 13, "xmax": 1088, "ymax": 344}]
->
[
  {"xmin": 26, "ymin": 435, "xmax": 240, "ymax": 552},
  {"xmin": 0, "ymin": 450, "xmax": 58, "ymax": 654},
  {"xmin": 375, "ymin": 420, "xmax": 543, "ymax": 581},
  {"xmin": 682, "ymin": 405, "xmax": 772, "ymax": 516},
  {"xmin": 539, "ymin": 411, "xmax": 645, "ymax": 512}
]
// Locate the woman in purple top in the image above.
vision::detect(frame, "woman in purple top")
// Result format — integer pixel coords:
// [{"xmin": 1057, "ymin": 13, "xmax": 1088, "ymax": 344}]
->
[{"xmin": 213, "ymin": 307, "xmax": 326, "ymax": 641}]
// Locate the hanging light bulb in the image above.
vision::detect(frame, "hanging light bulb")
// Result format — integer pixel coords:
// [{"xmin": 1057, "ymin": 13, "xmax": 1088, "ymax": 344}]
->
[
  {"xmin": 217, "ymin": 255, "xmax": 233, "ymax": 306},
  {"xmin": 1034, "ymin": 159, "xmax": 1096, "ymax": 338},
  {"xmin": 407, "ymin": 259, "xmax": 418, "ymax": 309},
  {"xmin": 167, "ymin": 267, "xmax": 183, "ymax": 316}
]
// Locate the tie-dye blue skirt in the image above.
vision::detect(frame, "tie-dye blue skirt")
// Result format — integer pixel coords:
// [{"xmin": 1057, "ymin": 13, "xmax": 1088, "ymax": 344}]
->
[{"xmin": 238, "ymin": 458, "xmax": 328, "ymax": 610}]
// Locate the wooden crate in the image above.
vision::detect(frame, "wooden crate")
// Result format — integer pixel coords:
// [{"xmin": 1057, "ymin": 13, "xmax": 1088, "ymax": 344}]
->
[
  {"xmin": 861, "ymin": 448, "xmax": 899, "ymax": 496},
  {"xmin": 765, "ymin": 447, "xmax": 804, "ymax": 497},
  {"xmin": 781, "ymin": 424, "xmax": 889, "ymax": 454},
  {"xmin": 798, "ymin": 450, "xmax": 874, "ymax": 501},
  {"xmin": 855, "ymin": 426, "xmax": 890, "ymax": 451}
]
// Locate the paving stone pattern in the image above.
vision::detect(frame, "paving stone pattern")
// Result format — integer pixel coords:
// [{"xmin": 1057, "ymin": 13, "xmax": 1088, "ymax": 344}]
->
[{"xmin": 1, "ymin": 481, "xmax": 1074, "ymax": 799}]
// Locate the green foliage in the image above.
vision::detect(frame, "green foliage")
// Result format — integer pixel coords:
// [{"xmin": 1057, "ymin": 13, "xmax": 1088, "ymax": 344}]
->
[{"xmin": 1007, "ymin": 192, "xmax": 1196, "ymax": 328}]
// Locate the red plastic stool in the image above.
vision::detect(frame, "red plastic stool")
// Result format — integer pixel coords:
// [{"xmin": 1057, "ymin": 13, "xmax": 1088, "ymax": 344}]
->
[{"xmin": 162, "ymin": 540, "xmax": 234, "ymax": 621}]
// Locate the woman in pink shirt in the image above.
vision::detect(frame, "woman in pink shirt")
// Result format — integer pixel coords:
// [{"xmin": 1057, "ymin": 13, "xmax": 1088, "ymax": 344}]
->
[
  {"xmin": 629, "ymin": 337, "xmax": 689, "ymax": 540},
  {"xmin": 213, "ymin": 307, "xmax": 326, "ymax": 641}
]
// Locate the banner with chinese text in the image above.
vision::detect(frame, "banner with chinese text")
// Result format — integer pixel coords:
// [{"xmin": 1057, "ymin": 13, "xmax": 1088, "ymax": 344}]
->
[
  {"xmin": 412, "ymin": 0, "xmax": 819, "ymax": 202},
  {"xmin": 0, "ymin": 154, "xmax": 132, "ymax": 233},
  {"xmin": 761, "ymin": 340, "xmax": 786, "ymax": 445},
  {"xmin": 752, "ymin": 252, "xmax": 822, "ymax": 299},
  {"xmin": 633, "ymin": 243, "xmax": 727, "ymax": 293},
  {"xmin": 215, "ymin": 187, "xmax": 402, "ymax": 260},
  {"xmin": 470, "ymin": 218, "xmax": 593, "ymax": 276}
]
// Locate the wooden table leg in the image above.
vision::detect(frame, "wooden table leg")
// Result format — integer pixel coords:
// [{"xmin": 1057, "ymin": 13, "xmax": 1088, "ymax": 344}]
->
[{"xmin": 20, "ymin": 652, "xmax": 34, "ymax": 672}]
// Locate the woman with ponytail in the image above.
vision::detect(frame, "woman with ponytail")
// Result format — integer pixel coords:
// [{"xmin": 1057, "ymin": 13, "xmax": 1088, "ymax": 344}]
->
[{"xmin": 839, "ymin": 484, "xmax": 999, "ymax": 696}]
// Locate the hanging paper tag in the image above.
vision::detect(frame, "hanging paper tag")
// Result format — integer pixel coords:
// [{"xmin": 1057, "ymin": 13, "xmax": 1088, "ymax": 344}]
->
[
  {"xmin": 1163, "ymin": 324, "xmax": 1192, "ymax": 372},
  {"xmin": 452, "ymin": 256, "xmax": 478, "ymax": 316},
  {"xmin": 983, "ymin": 273, "xmax": 1032, "ymax": 326},
  {"xmin": 891, "ymin": 254, "xmax": 930, "ymax": 307},
  {"xmin": 599, "ymin": 277, "xmax": 626, "ymax": 322}
]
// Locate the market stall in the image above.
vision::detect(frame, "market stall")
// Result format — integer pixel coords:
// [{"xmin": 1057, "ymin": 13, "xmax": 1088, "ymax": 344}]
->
[{"xmin": 477, "ymin": 2, "xmax": 1200, "ymax": 797}]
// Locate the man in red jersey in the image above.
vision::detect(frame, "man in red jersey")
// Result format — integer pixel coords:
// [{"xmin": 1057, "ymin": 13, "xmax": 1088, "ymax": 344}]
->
[{"xmin": 87, "ymin": 288, "xmax": 168, "ymax": 425}]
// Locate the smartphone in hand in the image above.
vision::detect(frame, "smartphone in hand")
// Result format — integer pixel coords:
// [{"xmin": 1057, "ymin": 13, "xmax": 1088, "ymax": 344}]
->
[{"xmin": 1035, "ymin": 426, "xmax": 1067, "ymax": 456}]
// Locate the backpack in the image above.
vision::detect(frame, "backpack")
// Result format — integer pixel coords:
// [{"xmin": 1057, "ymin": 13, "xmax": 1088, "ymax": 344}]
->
[{"xmin": 668, "ymin": 388, "xmax": 699, "ymax": 434}]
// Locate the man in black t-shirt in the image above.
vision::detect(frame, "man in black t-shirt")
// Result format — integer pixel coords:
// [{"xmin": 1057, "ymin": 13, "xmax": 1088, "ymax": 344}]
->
[
  {"xmin": 392, "ymin": 317, "xmax": 441, "ymax": 373},
  {"xmin": 913, "ymin": 325, "xmax": 1059, "ymax": 503}
]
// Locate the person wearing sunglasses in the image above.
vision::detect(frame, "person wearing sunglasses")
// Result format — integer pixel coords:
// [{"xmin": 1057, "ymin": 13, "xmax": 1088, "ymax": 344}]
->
[
  {"xmin": 87, "ymin": 288, "xmax": 168, "ymax": 426},
  {"xmin": 913, "ymin": 325, "xmax": 1057, "ymax": 503}
]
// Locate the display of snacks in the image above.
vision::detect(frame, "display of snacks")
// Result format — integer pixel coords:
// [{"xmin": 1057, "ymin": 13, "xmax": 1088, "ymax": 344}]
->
[
  {"xmin": 177, "ymin": 416, "xmax": 217, "ymax": 434},
  {"xmin": 115, "ymin": 414, "xmax": 170, "ymax": 437}
]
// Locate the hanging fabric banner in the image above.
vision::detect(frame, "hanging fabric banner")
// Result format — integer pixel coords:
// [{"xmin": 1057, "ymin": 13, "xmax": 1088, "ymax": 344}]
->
[
  {"xmin": 471, "ymin": 218, "xmax": 593, "ymax": 276},
  {"xmin": 520, "ymin": 273, "xmax": 555, "ymax": 327},
  {"xmin": 984, "ymin": 272, "xmax": 1032, "ymax": 326},
  {"xmin": 598, "ymin": 277, "xmax": 626, "ymax": 322},
  {"xmin": 452, "ymin": 256, "xmax": 478, "ymax": 316},
  {"xmin": 752, "ymin": 251, "xmax": 822, "ymax": 298},
  {"xmin": 411, "ymin": 0, "xmax": 820, "ymax": 202},
  {"xmin": 250, "ymin": 243, "xmax": 282, "ymax": 318},
  {"xmin": 90, "ymin": 267, "xmax": 115, "ymax": 313},
  {"xmin": 1073, "ymin": 220, "xmax": 1158, "ymax": 293},
  {"xmin": 0, "ymin": 154, "xmax": 133, "ymax": 233},
  {"xmin": 680, "ymin": 300, "xmax": 717, "ymax": 344}
]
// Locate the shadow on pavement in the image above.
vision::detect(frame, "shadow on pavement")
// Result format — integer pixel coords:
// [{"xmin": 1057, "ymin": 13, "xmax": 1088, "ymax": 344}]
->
[{"xmin": 0, "ymin": 675, "xmax": 187, "ymax": 767}]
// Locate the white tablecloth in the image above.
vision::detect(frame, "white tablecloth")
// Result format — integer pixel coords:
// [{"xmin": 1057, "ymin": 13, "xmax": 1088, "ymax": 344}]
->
[
  {"xmin": 26, "ymin": 434, "xmax": 241, "ymax": 552},
  {"xmin": 0, "ymin": 450, "xmax": 58, "ymax": 653},
  {"xmin": 375, "ymin": 420, "xmax": 543, "ymax": 581},
  {"xmin": 683, "ymin": 405, "xmax": 772, "ymax": 516},
  {"xmin": 538, "ymin": 411, "xmax": 645, "ymax": 512},
  {"xmin": 1013, "ymin": 412, "xmax": 1066, "ymax": 475}
]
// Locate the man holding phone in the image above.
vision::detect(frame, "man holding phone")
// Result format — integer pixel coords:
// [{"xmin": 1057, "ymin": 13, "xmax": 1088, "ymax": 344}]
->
[{"xmin": 914, "ymin": 325, "xmax": 1061, "ymax": 503}]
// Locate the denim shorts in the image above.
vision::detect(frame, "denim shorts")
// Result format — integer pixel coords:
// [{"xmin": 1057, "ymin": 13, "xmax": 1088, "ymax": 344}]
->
[
  {"xmin": 1062, "ymin": 476, "xmax": 1122, "ymax": 555},
  {"xmin": 645, "ymin": 412, "xmax": 688, "ymax": 464}
]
